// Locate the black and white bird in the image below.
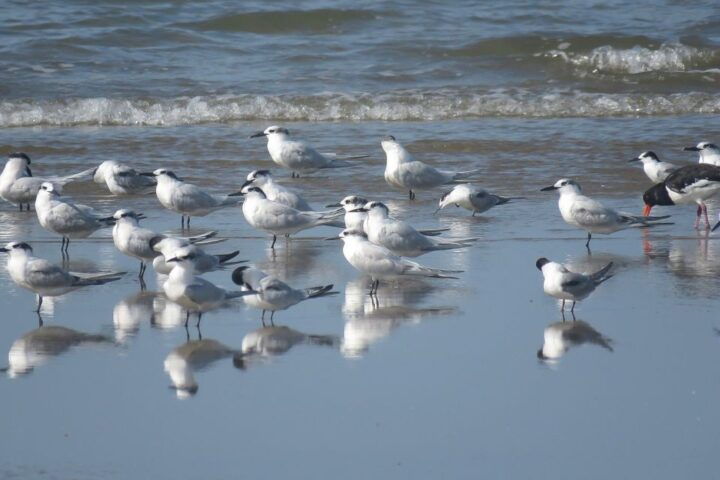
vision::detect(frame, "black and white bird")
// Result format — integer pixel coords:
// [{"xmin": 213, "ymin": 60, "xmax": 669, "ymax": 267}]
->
[
  {"xmin": 542, "ymin": 178, "xmax": 670, "ymax": 248},
  {"xmin": 151, "ymin": 236, "xmax": 241, "ymax": 275},
  {"xmin": 1, "ymin": 241, "xmax": 124, "ymax": 312},
  {"xmin": 535, "ymin": 257, "xmax": 614, "ymax": 314},
  {"xmin": 537, "ymin": 320, "xmax": 613, "ymax": 362},
  {"xmin": 381, "ymin": 136, "xmax": 481, "ymax": 200},
  {"xmin": 250, "ymin": 126, "xmax": 361, "ymax": 177},
  {"xmin": 642, "ymin": 164, "xmax": 720, "ymax": 229},
  {"xmin": 336, "ymin": 229, "xmax": 462, "ymax": 295},
  {"xmin": 628, "ymin": 151, "xmax": 677, "ymax": 183},
  {"xmin": 0, "ymin": 152, "xmax": 93, "ymax": 210},
  {"xmin": 362, "ymin": 201, "xmax": 476, "ymax": 257},
  {"xmin": 685, "ymin": 142, "xmax": 720, "ymax": 166},
  {"xmin": 326, "ymin": 195, "xmax": 370, "ymax": 230},
  {"xmin": 231, "ymin": 266, "xmax": 337, "ymax": 323},
  {"xmin": 35, "ymin": 182, "xmax": 115, "ymax": 254},
  {"xmin": 436, "ymin": 183, "xmax": 520, "ymax": 216},
  {"xmin": 148, "ymin": 168, "xmax": 240, "ymax": 228},
  {"xmin": 93, "ymin": 160, "xmax": 156, "ymax": 195},
  {"xmin": 111, "ymin": 209, "xmax": 156, "ymax": 282},
  {"xmin": 232, "ymin": 186, "xmax": 342, "ymax": 248}
]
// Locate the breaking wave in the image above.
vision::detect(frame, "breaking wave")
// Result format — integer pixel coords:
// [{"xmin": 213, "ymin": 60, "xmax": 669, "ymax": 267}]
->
[{"xmin": 2, "ymin": 90, "xmax": 719, "ymax": 127}]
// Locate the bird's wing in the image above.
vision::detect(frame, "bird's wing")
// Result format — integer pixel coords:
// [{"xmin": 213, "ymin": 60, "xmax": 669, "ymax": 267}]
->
[
  {"xmin": 47, "ymin": 201, "xmax": 99, "ymax": 230},
  {"xmin": 183, "ymin": 278, "xmax": 226, "ymax": 305},
  {"xmin": 379, "ymin": 221, "xmax": 431, "ymax": 251},
  {"xmin": 25, "ymin": 259, "xmax": 74, "ymax": 288},
  {"xmin": 174, "ymin": 183, "xmax": 219, "ymax": 210},
  {"xmin": 400, "ymin": 161, "xmax": 449, "ymax": 188},
  {"xmin": 283, "ymin": 141, "xmax": 329, "ymax": 170},
  {"xmin": 569, "ymin": 196, "xmax": 617, "ymax": 227}
]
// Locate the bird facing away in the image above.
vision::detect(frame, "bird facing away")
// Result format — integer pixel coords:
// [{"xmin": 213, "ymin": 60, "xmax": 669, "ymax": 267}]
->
[
  {"xmin": 148, "ymin": 168, "xmax": 241, "ymax": 229},
  {"xmin": 1, "ymin": 241, "xmax": 125, "ymax": 312},
  {"xmin": 0, "ymin": 152, "xmax": 94, "ymax": 210},
  {"xmin": 362, "ymin": 201, "xmax": 476, "ymax": 257},
  {"xmin": 35, "ymin": 182, "xmax": 115, "ymax": 255},
  {"xmin": 541, "ymin": 178, "xmax": 671, "ymax": 249},
  {"xmin": 231, "ymin": 266, "xmax": 338, "ymax": 323},
  {"xmin": 232, "ymin": 186, "xmax": 343, "ymax": 248},
  {"xmin": 240, "ymin": 169, "xmax": 313, "ymax": 211},
  {"xmin": 381, "ymin": 136, "xmax": 481, "ymax": 200},
  {"xmin": 685, "ymin": 142, "xmax": 720, "ymax": 166},
  {"xmin": 93, "ymin": 160, "xmax": 156, "ymax": 195},
  {"xmin": 162, "ymin": 247, "xmax": 255, "ymax": 325},
  {"xmin": 250, "ymin": 125, "xmax": 360, "ymax": 177},
  {"xmin": 336, "ymin": 229, "xmax": 462, "ymax": 295},
  {"xmin": 627, "ymin": 151, "xmax": 677, "ymax": 184},
  {"xmin": 642, "ymin": 164, "xmax": 720, "ymax": 229},
  {"xmin": 437, "ymin": 183, "xmax": 521, "ymax": 216},
  {"xmin": 535, "ymin": 257, "xmax": 614, "ymax": 314}
]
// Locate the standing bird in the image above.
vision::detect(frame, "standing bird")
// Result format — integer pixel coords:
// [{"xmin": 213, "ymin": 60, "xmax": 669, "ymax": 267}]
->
[
  {"xmin": 362, "ymin": 201, "xmax": 475, "ymax": 257},
  {"xmin": 627, "ymin": 151, "xmax": 677, "ymax": 183},
  {"xmin": 231, "ymin": 266, "xmax": 337, "ymax": 323},
  {"xmin": 240, "ymin": 170, "xmax": 313, "ymax": 211},
  {"xmin": 0, "ymin": 241, "xmax": 124, "ymax": 312},
  {"xmin": 35, "ymin": 182, "xmax": 115, "ymax": 255},
  {"xmin": 335, "ymin": 229, "xmax": 462, "ymax": 295},
  {"xmin": 326, "ymin": 195, "xmax": 370, "ymax": 231},
  {"xmin": 250, "ymin": 126, "xmax": 363, "ymax": 177},
  {"xmin": 231, "ymin": 186, "xmax": 342, "ymax": 248},
  {"xmin": 684, "ymin": 142, "xmax": 720, "ymax": 166},
  {"xmin": 381, "ymin": 136, "xmax": 481, "ymax": 200},
  {"xmin": 151, "ymin": 236, "xmax": 242, "ymax": 275},
  {"xmin": 535, "ymin": 257, "xmax": 614, "ymax": 314},
  {"xmin": 162, "ymin": 247, "xmax": 255, "ymax": 325},
  {"xmin": 147, "ymin": 169, "xmax": 240, "ymax": 229},
  {"xmin": 436, "ymin": 183, "xmax": 521, "ymax": 216},
  {"xmin": 537, "ymin": 320, "xmax": 613, "ymax": 362},
  {"xmin": 111, "ymin": 209, "xmax": 157, "ymax": 285},
  {"xmin": 93, "ymin": 160, "xmax": 156, "ymax": 195},
  {"xmin": 642, "ymin": 164, "xmax": 720, "ymax": 229},
  {"xmin": 541, "ymin": 178, "xmax": 670, "ymax": 249},
  {"xmin": 0, "ymin": 152, "xmax": 93, "ymax": 210}
]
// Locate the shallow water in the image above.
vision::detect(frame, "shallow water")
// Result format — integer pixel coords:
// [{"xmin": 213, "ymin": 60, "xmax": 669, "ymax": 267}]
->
[{"xmin": 2, "ymin": 1, "xmax": 720, "ymax": 478}]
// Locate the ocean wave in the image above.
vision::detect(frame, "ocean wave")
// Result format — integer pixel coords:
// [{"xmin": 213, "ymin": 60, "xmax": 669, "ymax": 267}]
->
[
  {"xmin": 546, "ymin": 43, "xmax": 719, "ymax": 74},
  {"xmin": 1, "ymin": 91, "xmax": 719, "ymax": 126}
]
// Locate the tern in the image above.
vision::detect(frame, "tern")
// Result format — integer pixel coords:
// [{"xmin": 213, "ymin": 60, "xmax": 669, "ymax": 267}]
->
[
  {"xmin": 381, "ymin": 136, "xmax": 481, "ymax": 200},
  {"xmin": 250, "ymin": 125, "xmax": 364, "ymax": 177},
  {"xmin": 535, "ymin": 257, "xmax": 613, "ymax": 314},
  {"xmin": 642, "ymin": 164, "xmax": 720, "ymax": 229},
  {"xmin": 436, "ymin": 183, "xmax": 521, "ymax": 216},
  {"xmin": 93, "ymin": 160, "xmax": 156, "ymax": 195},
  {"xmin": 541, "ymin": 178, "xmax": 671, "ymax": 248},
  {"xmin": 111, "ymin": 209, "xmax": 158, "ymax": 285},
  {"xmin": 537, "ymin": 320, "xmax": 613, "ymax": 362},
  {"xmin": 240, "ymin": 169, "xmax": 313, "ymax": 211},
  {"xmin": 0, "ymin": 241, "xmax": 125, "ymax": 312},
  {"xmin": 151, "ymin": 236, "xmax": 242, "ymax": 275},
  {"xmin": 164, "ymin": 338, "xmax": 242, "ymax": 398},
  {"xmin": 627, "ymin": 151, "xmax": 677, "ymax": 183},
  {"xmin": 0, "ymin": 152, "xmax": 94, "ymax": 210},
  {"xmin": 35, "ymin": 182, "xmax": 115, "ymax": 254},
  {"xmin": 231, "ymin": 266, "xmax": 338, "ymax": 322},
  {"xmin": 163, "ymin": 247, "xmax": 255, "ymax": 324},
  {"xmin": 684, "ymin": 142, "xmax": 720, "ymax": 166},
  {"xmin": 335, "ymin": 229, "xmax": 462, "ymax": 295},
  {"xmin": 361, "ymin": 201, "xmax": 476, "ymax": 257},
  {"xmin": 147, "ymin": 168, "xmax": 240, "ymax": 228},
  {"xmin": 231, "ymin": 186, "xmax": 342, "ymax": 248}
]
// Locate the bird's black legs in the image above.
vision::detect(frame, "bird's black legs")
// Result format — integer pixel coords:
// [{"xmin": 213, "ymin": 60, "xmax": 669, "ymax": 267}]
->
[
  {"xmin": 585, "ymin": 232, "xmax": 592, "ymax": 248},
  {"xmin": 18, "ymin": 203, "xmax": 23, "ymax": 211},
  {"xmin": 702, "ymin": 203, "xmax": 710, "ymax": 229},
  {"xmin": 185, "ymin": 310, "xmax": 190, "ymax": 327},
  {"xmin": 36, "ymin": 311, "xmax": 43, "ymax": 327},
  {"xmin": 35, "ymin": 295, "xmax": 43, "ymax": 313},
  {"xmin": 60, "ymin": 237, "xmax": 70, "ymax": 261},
  {"xmin": 368, "ymin": 279, "xmax": 380, "ymax": 296},
  {"xmin": 196, "ymin": 312, "xmax": 202, "ymax": 328},
  {"xmin": 291, "ymin": 172, "xmax": 300, "ymax": 178},
  {"xmin": 270, "ymin": 235, "xmax": 277, "ymax": 249},
  {"xmin": 139, "ymin": 261, "xmax": 147, "ymax": 290},
  {"xmin": 408, "ymin": 189, "xmax": 416, "ymax": 200},
  {"xmin": 270, "ymin": 311, "xmax": 275, "ymax": 326}
]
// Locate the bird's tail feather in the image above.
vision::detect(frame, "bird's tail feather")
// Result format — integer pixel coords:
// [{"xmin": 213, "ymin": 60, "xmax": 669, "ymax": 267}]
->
[
  {"xmin": 52, "ymin": 167, "xmax": 96, "ymax": 184},
  {"xmin": 452, "ymin": 168, "xmax": 483, "ymax": 180},
  {"xmin": 72, "ymin": 271, "xmax": 126, "ymax": 286},
  {"xmin": 185, "ymin": 231, "xmax": 218, "ymax": 243},
  {"xmin": 305, "ymin": 284, "xmax": 339, "ymax": 299},
  {"xmin": 215, "ymin": 251, "xmax": 240, "ymax": 264},
  {"xmin": 419, "ymin": 227, "xmax": 450, "ymax": 236},
  {"xmin": 225, "ymin": 290, "xmax": 258, "ymax": 299},
  {"xmin": 590, "ymin": 262, "xmax": 614, "ymax": 284},
  {"xmin": 496, "ymin": 196, "xmax": 525, "ymax": 205}
]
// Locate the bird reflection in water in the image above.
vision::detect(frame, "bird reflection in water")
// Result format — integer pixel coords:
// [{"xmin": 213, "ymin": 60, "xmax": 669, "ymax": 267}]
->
[
  {"xmin": 239, "ymin": 325, "xmax": 338, "ymax": 361},
  {"xmin": 341, "ymin": 277, "xmax": 455, "ymax": 358},
  {"xmin": 113, "ymin": 290, "xmax": 159, "ymax": 343},
  {"xmin": 537, "ymin": 319, "xmax": 613, "ymax": 364},
  {"xmin": 164, "ymin": 328, "xmax": 242, "ymax": 399},
  {"xmin": 5, "ymin": 325, "xmax": 113, "ymax": 378},
  {"xmin": 255, "ymin": 238, "xmax": 326, "ymax": 280}
]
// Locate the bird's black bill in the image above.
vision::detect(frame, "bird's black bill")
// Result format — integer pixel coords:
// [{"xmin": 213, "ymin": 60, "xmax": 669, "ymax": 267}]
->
[
  {"xmin": 0, "ymin": 248, "xmax": 8, "ymax": 253},
  {"xmin": 628, "ymin": 157, "xmax": 640, "ymax": 163},
  {"xmin": 350, "ymin": 208, "xmax": 368, "ymax": 213},
  {"xmin": 325, "ymin": 203, "xmax": 342, "ymax": 208},
  {"xmin": 684, "ymin": 146, "xmax": 701, "ymax": 151},
  {"xmin": 240, "ymin": 180, "xmax": 253, "ymax": 190},
  {"xmin": 139, "ymin": 172, "xmax": 156, "ymax": 177},
  {"xmin": 228, "ymin": 191, "xmax": 244, "ymax": 197},
  {"xmin": 324, "ymin": 237, "xmax": 341, "ymax": 241},
  {"xmin": 250, "ymin": 132, "xmax": 266, "ymax": 138},
  {"xmin": 540, "ymin": 186, "xmax": 557, "ymax": 191}
]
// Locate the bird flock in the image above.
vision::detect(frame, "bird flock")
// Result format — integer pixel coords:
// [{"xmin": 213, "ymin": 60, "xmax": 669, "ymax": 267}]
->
[{"xmin": 2, "ymin": 128, "xmax": 720, "ymax": 370}]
